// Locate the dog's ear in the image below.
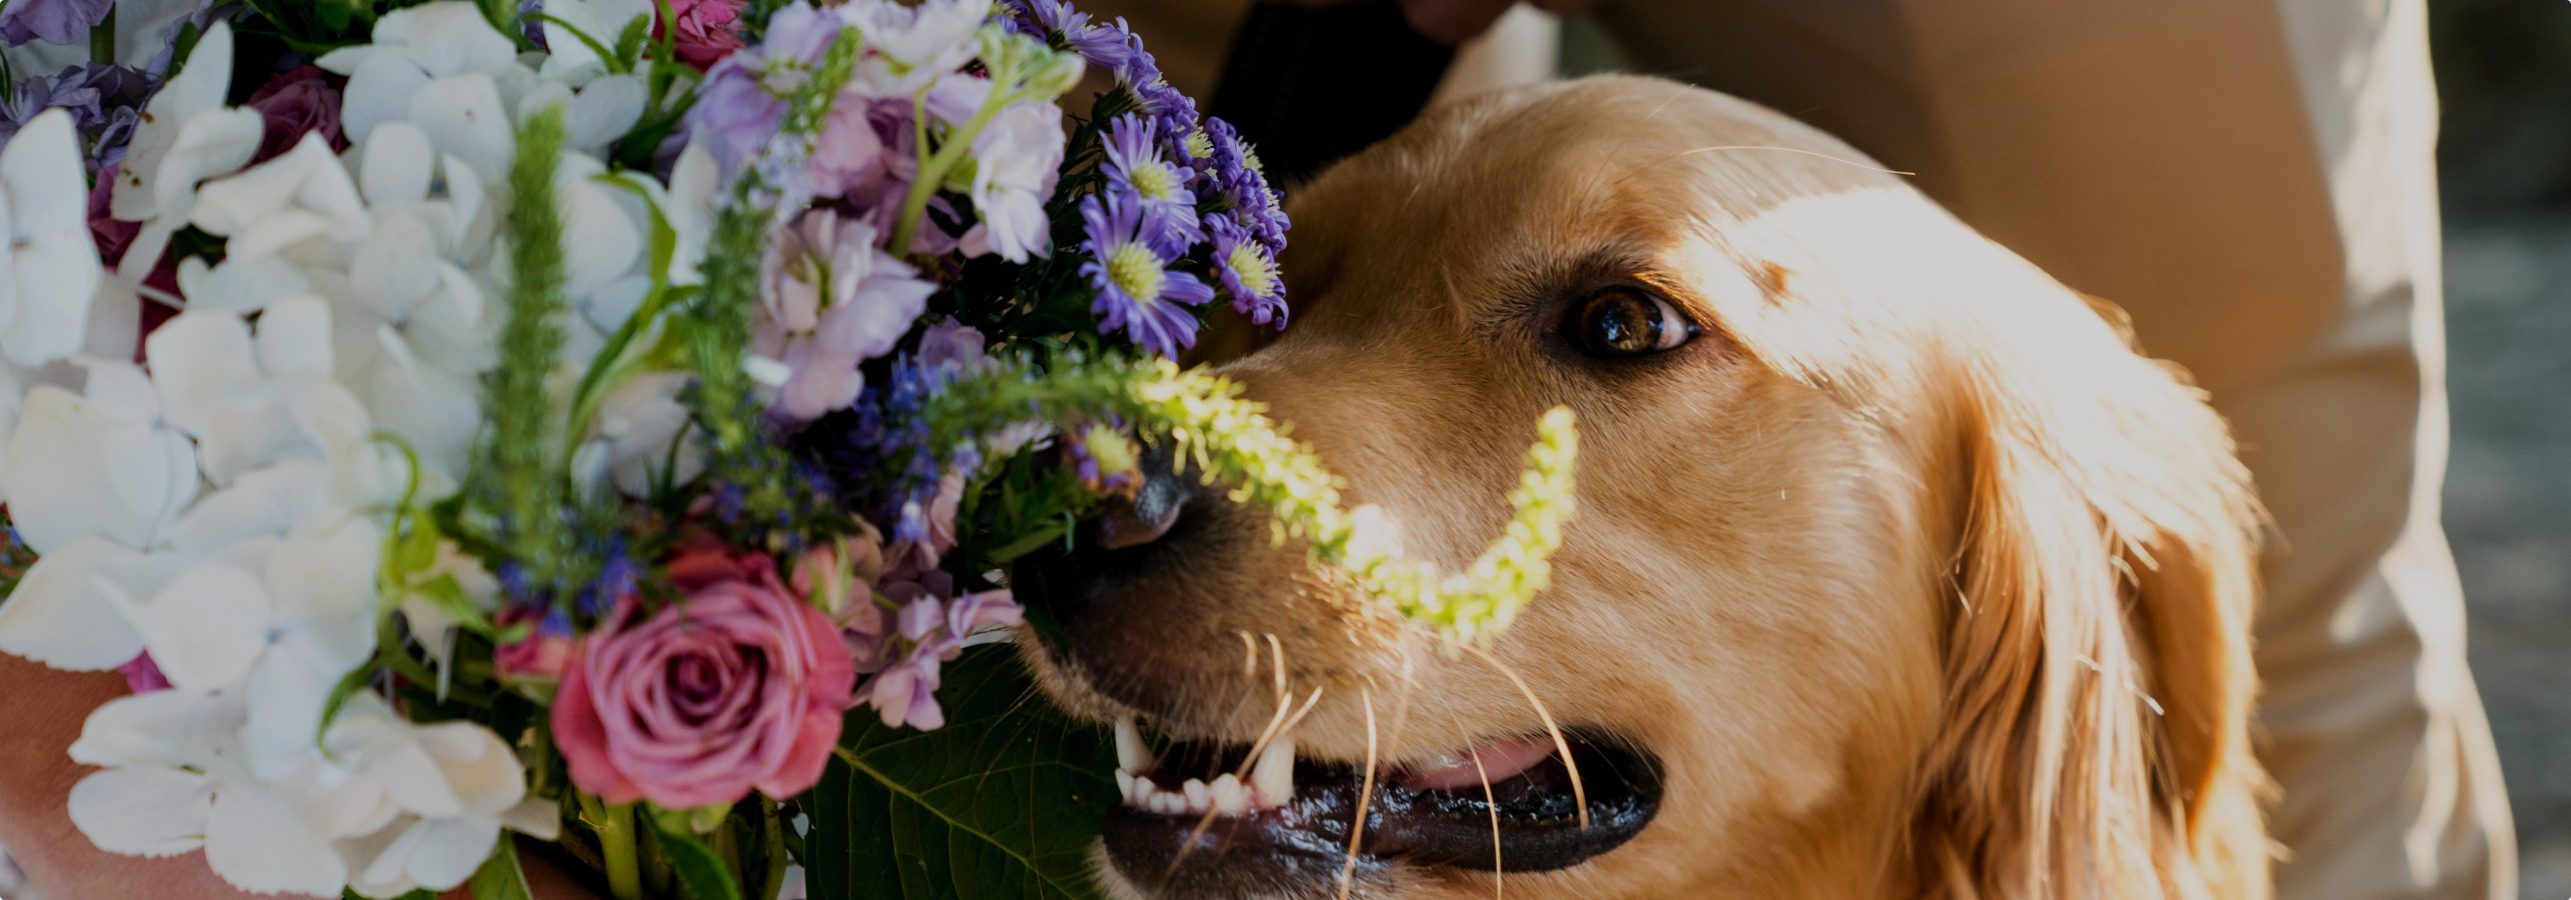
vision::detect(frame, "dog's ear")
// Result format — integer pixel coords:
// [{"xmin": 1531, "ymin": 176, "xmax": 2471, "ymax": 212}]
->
[{"xmin": 1913, "ymin": 292, "xmax": 2268, "ymax": 900}]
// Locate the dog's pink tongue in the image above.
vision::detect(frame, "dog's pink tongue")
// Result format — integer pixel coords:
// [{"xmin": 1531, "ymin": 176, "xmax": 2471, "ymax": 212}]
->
[{"xmin": 1394, "ymin": 736, "xmax": 1560, "ymax": 791}]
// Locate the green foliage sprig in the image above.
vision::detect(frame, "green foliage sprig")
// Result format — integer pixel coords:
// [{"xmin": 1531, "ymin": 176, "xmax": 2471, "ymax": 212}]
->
[
  {"xmin": 481, "ymin": 105, "xmax": 576, "ymax": 586},
  {"xmin": 922, "ymin": 356, "xmax": 1578, "ymax": 643},
  {"xmin": 678, "ymin": 31, "xmax": 866, "ymax": 530}
]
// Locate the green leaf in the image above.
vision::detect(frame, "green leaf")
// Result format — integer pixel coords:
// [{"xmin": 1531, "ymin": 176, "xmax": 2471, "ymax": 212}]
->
[
  {"xmin": 467, "ymin": 834, "xmax": 533, "ymax": 900},
  {"xmin": 612, "ymin": 15, "xmax": 653, "ymax": 72},
  {"xmin": 807, "ymin": 648, "xmax": 1116, "ymax": 900},
  {"xmin": 655, "ymin": 826, "xmax": 745, "ymax": 900}
]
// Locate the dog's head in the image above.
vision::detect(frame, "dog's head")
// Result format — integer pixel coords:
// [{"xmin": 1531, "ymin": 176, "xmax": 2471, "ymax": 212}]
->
[{"xmin": 1015, "ymin": 76, "xmax": 2268, "ymax": 899}]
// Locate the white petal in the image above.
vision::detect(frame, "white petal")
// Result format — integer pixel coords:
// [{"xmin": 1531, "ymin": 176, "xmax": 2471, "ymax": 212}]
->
[
  {"xmin": 68, "ymin": 768, "xmax": 215, "ymax": 857},
  {"xmin": 0, "ymin": 538, "xmax": 148, "ymax": 669},
  {"xmin": 339, "ymin": 53, "xmax": 434, "ymax": 145},
  {"xmin": 205, "ymin": 783, "xmax": 351, "ymax": 897},
  {"xmin": 416, "ymin": 721, "xmax": 527, "ymax": 813},
  {"xmin": 500, "ymin": 797, "xmax": 563, "ymax": 840},
  {"xmin": 82, "ymin": 275, "xmax": 142, "ymax": 361},
  {"xmin": 188, "ymin": 139, "xmax": 319, "ymax": 235},
  {"xmin": 241, "ymin": 648, "xmax": 345, "ymax": 781},
  {"xmin": 69, "ymin": 688, "xmax": 247, "ymax": 769},
  {"xmin": 123, "ymin": 562, "xmax": 272, "ymax": 691},
  {"xmin": 99, "ymin": 419, "xmax": 203, "ymax": 522},
  {"xmin": 145, "ymin": 311, "xmax": 257, "ymax": 433},
  {"xmin": 1, "ymin": 110, "xmax": 105, "ymax": 367},
  {"xmin": 3, "ymin": 387, "xmax": 167, "ymax": 552},
  {"xmin": 565, "ymin": 75, "xmax": 647, "ymax": 155},
  {"xmin": 110, "ymin": 21, "xmax": 235, "ymax": 222},
  {"xmin": 177, "ymin": 254, "xmax": 310, "ymax": 316},
  {"xmin": 352, "ymin": 214, "xmax": 443, "ymax": 311},
  {"xmin": 559, "ymin": 178, "xmax": 641, "ymax": 297},
  {"xmin": 163, "ymin": 460, "xmax": 332, "ymax": 552},
  {"xmin": 409, "ymin": 74, "xmax": 515, "ymax": 187},
  {"xmin": 380, "ymin": 3, "xmax": 520, "ymax": 78},
  {"xmin": 268, "ymin": 510, "xmax": 384, "ymax": 620},
  {"xmin": 121, "ymin": 109, "xmax": 265, "ymax": 278},
  {"xmin": 257, "ymin": 296, "xmax": 337, "ymax": 377},
  {"xmin": 360, "ymin": 122, "xmax": 437, "ymax": 209},
  {"xmin": 396, "ymin": 816, "xmax": 502, "ymax": 890}
]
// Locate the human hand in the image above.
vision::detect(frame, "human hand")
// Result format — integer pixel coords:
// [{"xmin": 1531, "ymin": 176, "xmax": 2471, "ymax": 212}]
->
[{"xmin": 1290, "ymin": 0, "xmax": 1598, "ymax": 44}]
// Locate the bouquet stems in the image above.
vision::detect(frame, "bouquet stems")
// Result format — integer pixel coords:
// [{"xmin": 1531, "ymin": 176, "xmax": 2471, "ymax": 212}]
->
[{"xmin": 587, "ymin": 797, "xmax": 646, "ymax": 900}]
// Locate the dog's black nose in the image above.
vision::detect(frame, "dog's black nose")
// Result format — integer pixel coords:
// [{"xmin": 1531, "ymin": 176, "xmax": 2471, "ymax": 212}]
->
[{"xmin": 1012, "ymin": 443, "xmax": 1203, "ymax": 626}]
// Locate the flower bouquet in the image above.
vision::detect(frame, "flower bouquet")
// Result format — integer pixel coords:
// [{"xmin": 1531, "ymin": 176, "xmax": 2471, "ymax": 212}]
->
[{"xmin": 0, "ymin": 0, "xmax": 1575, "ymax": 897}]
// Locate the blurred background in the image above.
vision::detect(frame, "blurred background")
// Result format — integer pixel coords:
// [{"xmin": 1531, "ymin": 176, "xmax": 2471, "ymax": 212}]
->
[{"xmin": 2430, "ymin": 1, "xmax": 2571, "ymax": 896}]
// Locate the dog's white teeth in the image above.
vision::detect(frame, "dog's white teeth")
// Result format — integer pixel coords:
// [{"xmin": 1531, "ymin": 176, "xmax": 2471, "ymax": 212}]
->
[
  {"xmin": 1252, "ymin": 735, "xmax": 1296, "ymax": 806},
  {"xmin": 1114, "ymin": 716, "xmax": 1153, "ymax": 775},
  {"xmin": 1181, "ymin": 778, "xmax": 1210, "ymax": 810},
  {"xmin": 1115, "ymin": 769, "xmax": 1137, "ymax": 803},
  {"xmin": 1211, "ymin": 774, "xmax": 1249, "ymax": 816}
]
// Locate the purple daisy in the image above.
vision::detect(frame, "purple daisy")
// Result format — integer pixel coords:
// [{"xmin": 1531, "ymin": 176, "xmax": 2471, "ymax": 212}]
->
[
  {"xmin": 1195, "ymin": 117, "xmax": 1289, "ymax": 252},
  {"xmin": 1080, "ymin": 189, "xmax": 1212, "ymax": 358},
  {"xmin": 1003, "ymin": 0, "xmax": 1135, "ymax": 72},
  {"xmin": 1207, "ymin": 213, "xmax": 1286, "ymax": 328},
  {"xmin": 1100, "ymin": 113, "xmax": 1202, "ymax": 245}
]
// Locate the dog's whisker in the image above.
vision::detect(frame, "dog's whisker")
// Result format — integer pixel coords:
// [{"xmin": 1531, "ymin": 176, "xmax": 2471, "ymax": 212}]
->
[
  {"xmin": 1267, "ymin": 633, "xmax": 1290, "ymax": 703},
  {"xmin": 1459, "ymin": 641, "xmax": 1591, "ymax": 829},
  {"xmin": 1237, "ymin": 630, "xmax": 1261, "ymax": 680},
  {"xmin": 1337, "ymin": 684, "xmax": 1382, "ymax": 900},
  {"xmin": 1466, "ymin": 723, "xmax": 1503, "ymax": 899}
]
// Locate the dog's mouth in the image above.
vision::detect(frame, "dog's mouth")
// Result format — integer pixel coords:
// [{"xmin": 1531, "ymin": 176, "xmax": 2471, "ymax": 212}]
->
[{"xmin": 1099, "ymin": 715, "xmax": 1663, "ymax": 895}]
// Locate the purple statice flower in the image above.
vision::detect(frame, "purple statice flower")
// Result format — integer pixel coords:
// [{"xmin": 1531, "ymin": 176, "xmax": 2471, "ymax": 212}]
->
[
  {"xmin": 0, "ymin": 0, "xmax": 111, "ymax": 46},
  {"xmin": 1080, "ymin": 188, "xmax": 1212, "ymax": 358},
  {"xmin": 684, "ymin": 1, "xmax": 844, "ymax": 175},
  {"xmin": 0, "ymin": 63, "xmax": 156, "ymax": 175},
  {"xmin": 1207, "ymin": 213, "xmax": 1285, "ymax": 327},
  {"xmin": 1099, "ymin": 113, "xmax": 1201, "ymax": 245}
]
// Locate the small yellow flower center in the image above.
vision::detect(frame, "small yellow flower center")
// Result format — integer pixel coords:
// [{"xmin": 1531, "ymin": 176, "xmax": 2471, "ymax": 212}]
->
[
  {"xmin": 1107, "ymin": 242, "xmax": 1166, "ymax": 304},
  {"xmin": 1226, "ymin": 243, "xmax": 1277, "ymax": 296},
  {"xmin": 1132, "ymin": 161, "xmax": 1181, "ymax": 202},
  {"xmin": 1185, "ymin": 129, "xmax": 1214, "ymax": 161}
]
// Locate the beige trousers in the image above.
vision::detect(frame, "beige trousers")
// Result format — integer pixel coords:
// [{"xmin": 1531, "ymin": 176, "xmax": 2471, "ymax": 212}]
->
[{"xmin": 1114, "ymin": 0, "xmax": 2517, "ymax": 895}]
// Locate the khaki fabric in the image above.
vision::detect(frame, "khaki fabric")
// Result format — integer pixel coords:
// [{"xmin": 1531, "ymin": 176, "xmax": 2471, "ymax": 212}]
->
[{"xmin": 1101, "ymin": 0, "xmax": 2516, "ymax": 895}]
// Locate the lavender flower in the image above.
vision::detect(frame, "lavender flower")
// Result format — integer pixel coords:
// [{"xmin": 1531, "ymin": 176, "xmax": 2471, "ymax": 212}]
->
[
  {"xmin": 755, "ymin": 210, "xmax": 938, "ymax": 420},
  {"xmin": 1201, "ymin": 116, "xmax": 1290, "ymax": 252},
  {"xmin": 962, "ymin": 97, "xmax": 1066, "ymax": 263},
  {"xmin": 0, "ymin": 63, "xmax": 155, "ymax": 175},
  {"xmin": 1002, "ymin": 0, "xmax": 1132, "ymax": 73},
  {"xmin": 1080, "ymin": 188, "xmax": 1212, "ymax": 358},
  {"xmin": 1208, "ymin": 213, "xmax": 1285, "ymax": 327},
  {"xmin": 683, "ymin": 1, "xmax": 844, "ymax": 174},
  {"xmin": 1100, "ymin": 113, "xmax": 1201, "ymax": 245},
  {"xmin": 0, "ymin": 0, "xmax": 111, "ymax": 46}
]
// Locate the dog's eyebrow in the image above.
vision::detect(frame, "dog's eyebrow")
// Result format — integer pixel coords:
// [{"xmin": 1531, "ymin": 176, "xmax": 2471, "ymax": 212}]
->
[{"xmin": 1480, "ymin": 244, "xmax": 1722, "ymax": 335}]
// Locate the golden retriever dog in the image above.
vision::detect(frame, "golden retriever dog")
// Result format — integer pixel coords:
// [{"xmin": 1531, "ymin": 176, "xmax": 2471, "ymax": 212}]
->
[{"xmin": 1012, "ymin": 75, "xmax": 2269, "ymax": 899}]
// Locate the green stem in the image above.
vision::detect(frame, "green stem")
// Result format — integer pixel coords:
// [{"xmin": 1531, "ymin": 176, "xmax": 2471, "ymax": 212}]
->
[
  {"xmin": 889, "ymin": 84, "xmax": 1020, "ymax": 257},
  {"xmin": 591, "ymin": 798, "xmax": 645, "ymax": 900},
  {"xmin": 757, "ymin": 801, "xmax": 787, "ymax": 900},
  {"xmin": 90, "ymin": 6, "xmax": 116, "ymax": 63}
]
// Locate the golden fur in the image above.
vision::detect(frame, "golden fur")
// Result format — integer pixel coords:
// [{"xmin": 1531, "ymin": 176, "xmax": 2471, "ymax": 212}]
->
[{"xmin": 1026, "ymin": 76, "xmax": 2269, "ymax": 899}]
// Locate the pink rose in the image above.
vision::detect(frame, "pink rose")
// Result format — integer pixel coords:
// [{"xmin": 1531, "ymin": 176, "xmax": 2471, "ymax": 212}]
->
[
  {"xmin": 494, "ymin": 607, "xmax": 574, "ymax": 683},
  {"xmin": 663, "ymin": 0, "xmax": 749, "ymax": 70},
  {"xmin": 552, "ymin": 544, "xmax": 856, "ymax": 809},
  {"xmin": 244, "ymin": 66, "xmax": 345, "ymax": 164}
]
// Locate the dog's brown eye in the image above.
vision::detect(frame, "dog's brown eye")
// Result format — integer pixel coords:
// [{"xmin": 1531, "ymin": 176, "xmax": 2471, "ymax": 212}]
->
[{"xmin": 1566, "ymin": 288, "xmax": 1694, "ymax": 358}]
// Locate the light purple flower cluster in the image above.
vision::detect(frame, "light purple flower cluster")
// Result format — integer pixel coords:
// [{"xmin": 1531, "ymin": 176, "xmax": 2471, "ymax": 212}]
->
[{"xmin": 0, "ymin": 62, "xmax": 155, "ymax": 174}]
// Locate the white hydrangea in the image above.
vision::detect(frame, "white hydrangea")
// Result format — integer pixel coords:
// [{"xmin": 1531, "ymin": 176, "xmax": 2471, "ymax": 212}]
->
[{"xmin": 0, "ymin": 3, "xmax": 714, "ymax": 894}]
